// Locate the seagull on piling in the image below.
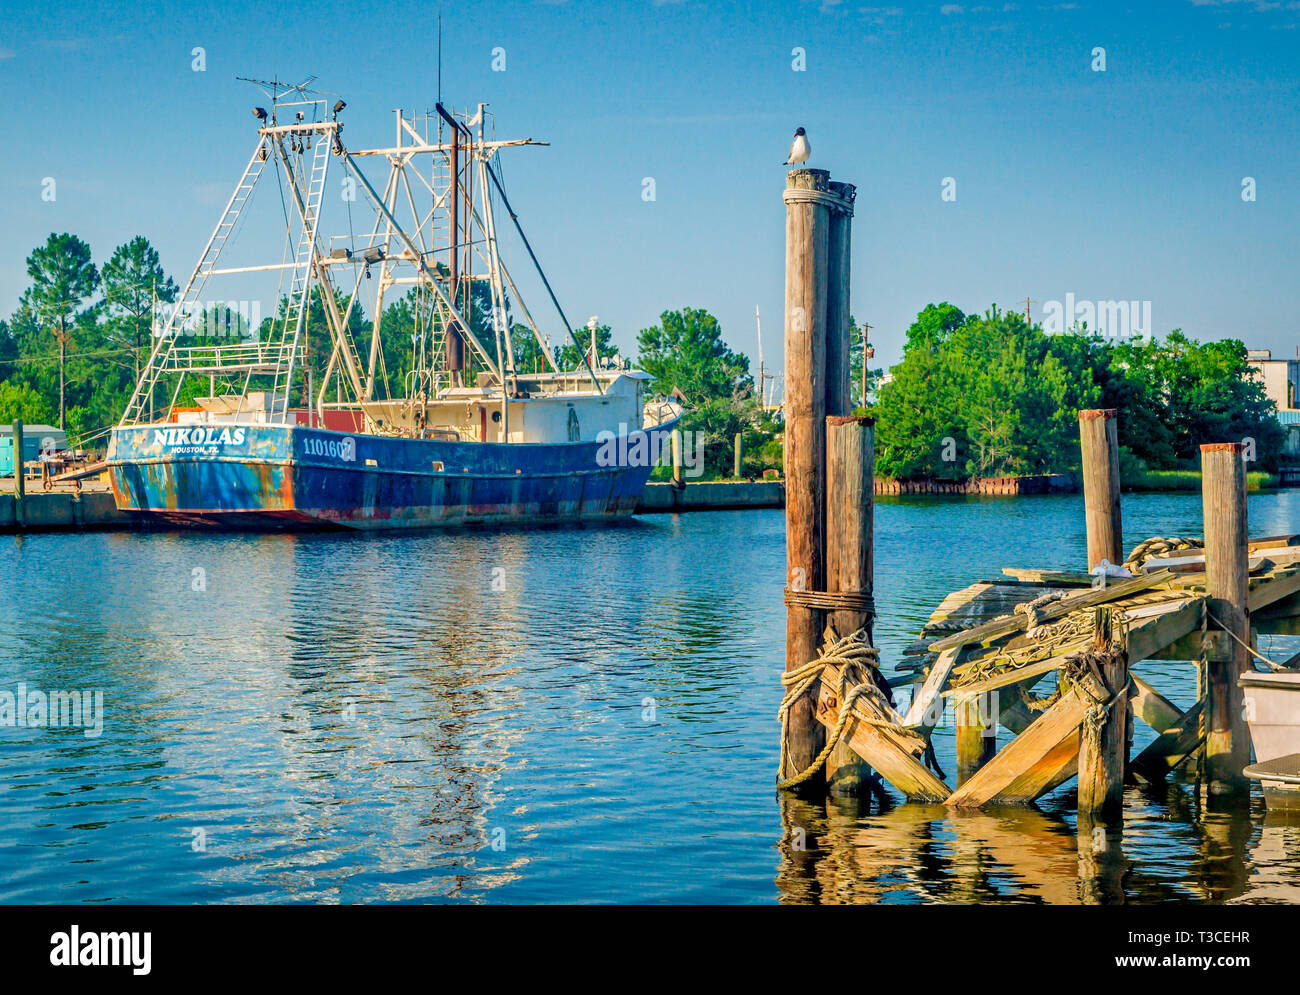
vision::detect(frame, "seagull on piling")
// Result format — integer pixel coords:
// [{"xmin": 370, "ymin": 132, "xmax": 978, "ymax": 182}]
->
[{"xmin": 784, "ymin": 127, "xmax": 810, "ymax": 166}]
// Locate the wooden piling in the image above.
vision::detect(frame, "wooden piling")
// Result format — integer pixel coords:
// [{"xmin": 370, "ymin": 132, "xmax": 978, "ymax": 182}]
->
[
  {"xmin": 1078, "ymin": 409, "xmax": 1122, "ymax": 570},
  {"xmin": 733, "ymin": 432, "xmax": 743, "ymax": 479},
  {"xmin": 825, "ymin": 415, "xmax": 875, "ymax": 794},
  {"xmin": 12, "ymin": 419, "xmax": 23, "ymax": 529},
  {"xmin": 671, "ymin": 428, "xmax": 683, "ymax": 487},
  {"xmin": 781, "ymin": 169, "xmax": 833, "ymax": 782},
  {"xmin": 955, "ymin": 692, "xmax": 996, "ymax": 785},
  {"xmin": 1200, "ymin": 443, "xmax": 1251, "ymax": 801},
  {"xmin": 1077, "ymin": 609, "xmax": 1129, "ymax": 816},
  {"xmin": 824, "ymin": 181, "xmax": 856, "ymax": 420}
]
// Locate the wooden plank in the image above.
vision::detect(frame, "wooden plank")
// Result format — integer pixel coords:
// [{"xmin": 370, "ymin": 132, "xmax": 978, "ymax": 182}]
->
[
  {"xmin": 928, "ymin": 569, "xmax": 1176, "ymax": 653},
  {"xmin": 1130, "ymin": 701, "xmax": 1205, "ymax": 782},
  {"xmin": 814, "ymin": 665, "xmax": 950, "ymax": 802},
  {"xmin": 1001, "ymin": 568, "xmax": 1094, "ymax": 586},
  {"xmin": 902, "ymin": 645, "xmax": 964, "ymax": 730},
  {"xmin": 1125, "ymin": 595, "xmax": 1204, "ymax": 662},
  {"xmin": 1248, "ymin": 567, "xmax": 1300, "ymax": 612},
  {"xmin": 942, "ymin": 654, "xmax": 1074, "ymax": 699},
  {"xmin": 946, "ymin": 684, "xmax": 1093, "ymax": 808}
]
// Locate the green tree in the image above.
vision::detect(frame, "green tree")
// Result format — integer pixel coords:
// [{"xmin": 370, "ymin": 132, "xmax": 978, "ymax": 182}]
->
[
  {"xmin": 0, "ymin": 380, "xmax": 54, "ymax": 424},
  {"xmin": 101, "ymin": 236, "xmax": 177, "ymax": 382},
  {"xmin": 636, "ymin": 307, "xmax": 751, "ymax": 403},
  {"xmin": 22, "ymin": 233, "xmax": 99, "ymax": 429}
]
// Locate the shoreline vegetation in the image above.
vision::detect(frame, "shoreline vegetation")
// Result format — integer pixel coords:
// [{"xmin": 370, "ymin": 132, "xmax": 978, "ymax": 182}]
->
[{"xmin": 1, "ymin": 235, "xmax": 1281, "ymax": 492}]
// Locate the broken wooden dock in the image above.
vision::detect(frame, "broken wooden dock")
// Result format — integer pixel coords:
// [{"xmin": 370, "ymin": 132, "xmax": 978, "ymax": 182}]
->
[{"xmin": 807, "ymin": 533, "xmax": 1300, "ymax": 810}]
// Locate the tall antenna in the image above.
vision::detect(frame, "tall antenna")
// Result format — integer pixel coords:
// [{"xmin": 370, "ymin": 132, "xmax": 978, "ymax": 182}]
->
[
  {"xmin": 437, "ymin": 8, "xmax": 443, "ymax": 105},
  {"xmin": 755, "ymin": 306, "xmax": 765, "ymax": 408}
]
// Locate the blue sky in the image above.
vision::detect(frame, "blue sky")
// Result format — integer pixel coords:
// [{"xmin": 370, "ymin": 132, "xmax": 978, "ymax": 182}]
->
[{"xmin": 1, "ymin": 0, "xmax": 1297, "ymax": 375}]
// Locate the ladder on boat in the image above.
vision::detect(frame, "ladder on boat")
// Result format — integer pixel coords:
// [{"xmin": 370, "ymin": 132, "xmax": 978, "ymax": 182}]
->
[
  {"xmin": 271, "ymin": 136, "xmax": 332, "ymax": 419},
  {"xmin": 119, "ymin": 142, "xmax": 270, "ymax": 425}
]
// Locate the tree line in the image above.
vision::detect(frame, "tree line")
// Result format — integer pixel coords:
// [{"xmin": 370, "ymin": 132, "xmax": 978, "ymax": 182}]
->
[
  {"xmin": 4, "ymin": 233, "xmax": 1276, "ymax": 481},
  {"xmin": 870, "ymin": 303, "xmax": 1284, "ymax": 479}
]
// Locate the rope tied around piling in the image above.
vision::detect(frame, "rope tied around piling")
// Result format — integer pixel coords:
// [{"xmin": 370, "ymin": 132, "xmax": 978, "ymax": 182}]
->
[
  {"xmin": 783, "ymin": 587, "xmax": 875, "ymax": 617},
  {"xmin": 1062, "ymin": 642, "xmax": 1126, "ymax": 756},
  {"xmin": 1122, "ymin": 535, "xmax": 1203, "ymax": 574},
  {"xmin": 776, "ymin": 628, "xmax": 890, "ymax": 790}
]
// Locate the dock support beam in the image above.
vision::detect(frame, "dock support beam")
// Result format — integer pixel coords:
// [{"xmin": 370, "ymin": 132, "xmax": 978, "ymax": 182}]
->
[
  {"xmin": 825, "ymin": 415, "xmax": 875, "ymax": 794},
  {"xmin": 1201, "ymin": 443, "xmax": 1251, "ymax": 802},
  {"xmin": 1079, "ymin": 409, "xmax": 1122, "ymax": 571},
  {"xmin": 781, "ymin": 169, "xmax": 832, "ymax": 783},
  {"xmin": 1077, "ymin": 610, "xmax": 1129, "ymax": 817},
  {"xmin": 955, "ymin": 692, "xmax": 996, "ymax": 785},
  {"xmin": 12, "ymin": 419, "xmax": 23, "ymax": 529}
]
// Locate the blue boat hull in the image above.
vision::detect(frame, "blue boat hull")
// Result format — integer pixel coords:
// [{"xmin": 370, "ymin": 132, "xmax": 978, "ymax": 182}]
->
[{"xmin": 107, "ymin": 422, "xmax": 672, "ymax": 530}]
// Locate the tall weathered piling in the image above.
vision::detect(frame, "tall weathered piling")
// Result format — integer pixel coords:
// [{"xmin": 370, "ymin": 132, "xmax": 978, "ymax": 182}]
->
[
  {"xmin": 824, "ymin": 181, "xmax": 855, "ymax": 420},
  {"xmin": 825, "ymin": 415, "xmax": 875, "ymax": 793},
  {"xmin": 780, "ymin": 169, "xmax": 833, "ymax": 782},
  {"xmin": 1200, "ymin": 443, "xmax": 1251, "ymax": 801},
  {"xmin": 1079, "ymin": 409, "xmax": 1122, "ymax": 570}
]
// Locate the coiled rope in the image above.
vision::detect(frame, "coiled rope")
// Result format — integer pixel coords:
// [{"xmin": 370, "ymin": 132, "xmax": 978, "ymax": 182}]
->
[
  {"xmin": 1122, "ymin": 535, "xmax": 1203, "ymax": 574},
  {"xmin": 776, "ymin": 628, "xmax": 890, "ymax": 789}
]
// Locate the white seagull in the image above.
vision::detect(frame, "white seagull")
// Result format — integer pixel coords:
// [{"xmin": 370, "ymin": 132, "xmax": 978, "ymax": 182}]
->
[{"xmin": 783, "ymin": 127, "xmax": 811, "ymax": 165}]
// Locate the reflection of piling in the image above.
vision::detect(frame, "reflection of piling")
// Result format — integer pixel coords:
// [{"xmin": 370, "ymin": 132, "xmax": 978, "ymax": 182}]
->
[
  {"xmin": 1079, "ymin": 409, "xmax": 1122, "ymax": 570},
  {"xmin": 12, "ymin": 420, "xmax": 23, "ymax": 529},
  {"xmin": 1201, "ymin": 443, "xmax": 1251, "ymax": 802}
]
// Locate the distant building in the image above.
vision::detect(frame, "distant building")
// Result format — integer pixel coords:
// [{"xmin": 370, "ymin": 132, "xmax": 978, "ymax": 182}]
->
[
  {"xmin": 0, "ymin": 424, "xmax": 66, "ymax": 477},
  {"xmin": 1247, "ymin": 350, "xmax": 1300, "ymax": 458}
]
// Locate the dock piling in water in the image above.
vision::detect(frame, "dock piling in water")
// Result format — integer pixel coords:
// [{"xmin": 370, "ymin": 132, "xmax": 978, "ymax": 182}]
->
[
  {"xmin": 779, "ymin": 169, "xmax": 860, "ymax": 789},
  {"xmin": 1078, "ymin": 408, "xmax": 1122, "ymax": 571},
  {"xmin": 780, "ymin": 169, "xmax": 833, "ymax": 783},
  {"xmin": 824, "ymin": 415, "xmax": 876, "ymax": 794},
  {"xmin": 1200, "ymin": 442, "xmax": 1252, "ymax": 802}
]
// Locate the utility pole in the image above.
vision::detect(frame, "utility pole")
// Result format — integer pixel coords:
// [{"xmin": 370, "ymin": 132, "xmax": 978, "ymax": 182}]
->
[
  {"xmin": 860, "ymin": 320, "xmax": 872, "ymax": 408},
  {"xmin": 1021, "ymin": 298, "xmax": 1037, "ymax": 326},
  {"xmin": 756, "ymin": 306, "xmax": 765, "ymax": 410}
]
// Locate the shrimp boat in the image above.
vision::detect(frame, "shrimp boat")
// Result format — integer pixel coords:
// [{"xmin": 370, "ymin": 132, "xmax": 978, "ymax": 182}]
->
[{"xmin": 108, "ymin": 80, "xmax": 680, "ymax": 529}]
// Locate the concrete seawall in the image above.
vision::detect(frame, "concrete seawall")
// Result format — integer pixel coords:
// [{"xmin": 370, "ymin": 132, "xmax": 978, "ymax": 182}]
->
[
  {"xmin": 1, "ymin": 490, "xmax": 136, "ymax": 532},
  {"xmin": 635, "ymin": 481, "xmax": 785, "ymax": 513},
  {"xmin": 0, "ymin": 481, "xmax": 787, "ymax": 532}
]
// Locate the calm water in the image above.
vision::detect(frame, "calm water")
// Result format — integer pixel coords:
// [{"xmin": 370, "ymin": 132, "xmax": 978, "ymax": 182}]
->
[{"xmin": 3, "ymin": 492, "xmax": 1300, "ymax": 904}]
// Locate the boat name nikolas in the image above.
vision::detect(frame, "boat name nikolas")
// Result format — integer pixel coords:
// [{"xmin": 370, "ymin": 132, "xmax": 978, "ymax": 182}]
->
[{"xmin": 153, "ymin": 427, "xmax": 248, "ymax": 448}]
